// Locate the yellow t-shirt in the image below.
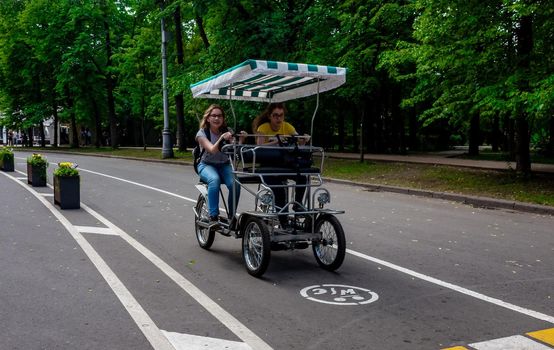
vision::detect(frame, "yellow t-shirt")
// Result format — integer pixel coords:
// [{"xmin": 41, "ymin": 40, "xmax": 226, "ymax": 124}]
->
[{"xmin": 256, "ymin": 122, "xmax": 296, "ymax": 136}]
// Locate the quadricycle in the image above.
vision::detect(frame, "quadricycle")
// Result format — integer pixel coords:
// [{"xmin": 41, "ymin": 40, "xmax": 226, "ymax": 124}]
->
[{"xmin": 190, "ymin": 59, "xmax": 347, "ymax": 277}]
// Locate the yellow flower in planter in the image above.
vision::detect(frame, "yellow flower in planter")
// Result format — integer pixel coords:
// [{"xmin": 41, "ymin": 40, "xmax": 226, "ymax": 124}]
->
[
  {"xmin": 27, "ymin": 153, "xmax": 49, "ymax": 168},
  {"xmin": 54, "ymin": 161, "xmax": 80, "ymax": 209},
  {"xmin": 54, "ymin": 162, "xmax": 79, "ymax": 177},
  {"xmin": 26, "ymin": 153, "xmax": 48, "ymax": 186}
]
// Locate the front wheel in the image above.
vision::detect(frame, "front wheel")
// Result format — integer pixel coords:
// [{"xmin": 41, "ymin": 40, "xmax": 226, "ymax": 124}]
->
[
  {"xmin": 312, "ymin": 214, "xmax": 346, "ymax": 271},
  {"xmin": 195, "ymin": 195, "xmax": 215, "ymax": 249},
  {"xmin": 242, "ymin": 216, "xmax": 271, "ymax": 277}
]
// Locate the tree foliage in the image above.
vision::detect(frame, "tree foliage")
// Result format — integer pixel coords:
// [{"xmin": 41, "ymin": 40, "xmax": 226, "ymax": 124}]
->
[{"xmin": 0, "ymin": 0, "xmax": 552, "ymax": 173}]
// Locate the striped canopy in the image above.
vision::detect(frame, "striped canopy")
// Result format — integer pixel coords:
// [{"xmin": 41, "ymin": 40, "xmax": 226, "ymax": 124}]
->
[{"xmin": 190, "ymin": 59, "xmax": 346, "ymax": 102}]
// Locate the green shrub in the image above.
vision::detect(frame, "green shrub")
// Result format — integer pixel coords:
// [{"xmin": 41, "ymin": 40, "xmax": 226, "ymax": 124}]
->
[
  {"xmin": 0, "ymin": 146, "xmax": 13, "ymax": 160},
  {"xmin": 0, "ymin": 146, "xmax": 14, "ymax": 161},
  {"xmin": 54, "ymin": 162, "xmax": 79, "ymax": 177}
]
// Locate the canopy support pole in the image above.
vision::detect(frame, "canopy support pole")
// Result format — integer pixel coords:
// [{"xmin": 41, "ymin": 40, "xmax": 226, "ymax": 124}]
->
[
  {"xmin": 228, "ymin": 85, "xmax": 237, "ymax": 131},
  {"xmin": 309, "ymin": 78, "xmax": 320, "ymax": 147}
]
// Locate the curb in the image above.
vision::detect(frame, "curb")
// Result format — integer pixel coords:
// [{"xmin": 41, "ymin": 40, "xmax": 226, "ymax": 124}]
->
[{"xmin": 16, "ymin": 149, "xmax": 554, "ymax": 216}]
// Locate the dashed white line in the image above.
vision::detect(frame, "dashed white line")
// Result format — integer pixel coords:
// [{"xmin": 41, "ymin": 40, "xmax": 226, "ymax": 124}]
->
[{"xmin": 75, "ymin": 225, "xmax": 118, "ymax": 235}]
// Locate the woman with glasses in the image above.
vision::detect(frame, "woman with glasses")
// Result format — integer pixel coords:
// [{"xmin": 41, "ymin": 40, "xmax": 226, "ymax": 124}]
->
[
  {"xmin": 252, "ymin": 103, "xmax": 310, "ymax": 227},
  {"xmin": 196, "ymin": 104, "xmax": 245, "ymax": 226}
]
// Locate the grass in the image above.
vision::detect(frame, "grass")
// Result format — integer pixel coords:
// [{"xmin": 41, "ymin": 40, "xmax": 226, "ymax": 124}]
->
[
  {"xmin": 16, "ymin": 146, "xmax": 554, "ymax": 207},
  {"xmin": 322, "ymin": 158, "xmax": 554, "ymax": 206}
]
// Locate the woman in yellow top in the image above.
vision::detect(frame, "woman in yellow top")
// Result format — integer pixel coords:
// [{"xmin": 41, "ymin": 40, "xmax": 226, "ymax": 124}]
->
[
  {"xmin": 252, "ymin": 103, "xmax": 309, "ymax": 227},
  {"xmin": 252, "ymin": 103, "xmax": 309, "ymax": 145}
]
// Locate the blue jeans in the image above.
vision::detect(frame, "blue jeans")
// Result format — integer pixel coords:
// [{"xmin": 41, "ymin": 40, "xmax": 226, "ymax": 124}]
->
[{"xmin": 198, "ymin": 162, "xmax": 240, "ymax": 218}]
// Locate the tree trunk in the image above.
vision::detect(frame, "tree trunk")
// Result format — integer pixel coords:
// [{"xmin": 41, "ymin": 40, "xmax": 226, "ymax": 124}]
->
[
  {"xmin": 52, "ymin": 98, "xmax": 59, "ymax": 148},
  {"xmin": 338, "ymin": 110, "xmax": 344, "ymax": 152},
  {"xmin": 468, "ymin": 112, "xmax": 480, "ymax": 156},
  {"xmin": 352, "ymin": 112, "xmax": 359, "ymax": 153},
  {"xmin": 174, "ymin": 5, "xmax": 186, "ymax": 152},
  {"xmin": 548, "ymin": 115, "xmax": 554, "ymax": 156},
  {"xmin": 408, "ymin": 108, "xmax": 418, "ymax": 152},
  {"xmin": 70, "ymin": 112, "xmax": 78, "ymax": 148},
  {"xmin": 491, "ymin": 113, "xmax": 500, "ymax": 152},
  {"xmin": 515, "ymin": 117, "xmax": 531, "ymax": 174},
  {"xmin": 359, "ymin": 106, "xmax": 365, "ymax": 162},
  {"xmin": 39, "ymin": 120, "xmax": 46, "ymax": 148},
  {"xmin": 104, "ymin": 13, "xmax": 118, "ymax": 148},
  {"xmin": 26, "ymin": 127, "xmax": 33, "ymax": 148},
  {"xmin": 515, "ymin": 15, "xmax": 533, "ymax": 175},
  {"xmin": 195, "ymin": 15, "xmax": 210, "ymax": 49},
  {"xmin": 141, "ymin": 94, "xmax": 147, "ymax": 151},
  {"xmin": 65, "ymin": 87, "xmax": 79, "ymax": 148},
  {"xmin": 92, "ymin": 99, "xmax": 102, "ymax": 148}
]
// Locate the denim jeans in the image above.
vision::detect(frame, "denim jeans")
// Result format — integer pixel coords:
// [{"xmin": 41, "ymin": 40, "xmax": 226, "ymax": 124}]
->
[{"xmin": 198, "ymin": 162, "xmax": 240, "ymax": 218}]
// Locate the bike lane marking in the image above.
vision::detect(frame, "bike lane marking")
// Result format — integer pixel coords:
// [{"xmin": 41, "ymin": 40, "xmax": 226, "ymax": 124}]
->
[
  {"xmin": 76, "ymin": 166, "xmax": 554, "ymax": 325},
  {"xmin": 79, "ymin": 202, "xmax": 271, "ymax": 350},
  {"xmin": 6, "ymin": 170, "xmax": 270, "ymax": 350},
  {"xmin": 4, "ymin": 170, "xmax": 175, "ymax": 350},
  {"xmin": 300, "ymin": 284, "xmax": 379, "ymax": 305}
]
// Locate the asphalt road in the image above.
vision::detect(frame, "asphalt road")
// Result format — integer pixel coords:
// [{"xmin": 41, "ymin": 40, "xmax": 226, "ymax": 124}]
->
[{"xmin": 1, "ymin": 151, "xmax": 553, "ymax": 350}]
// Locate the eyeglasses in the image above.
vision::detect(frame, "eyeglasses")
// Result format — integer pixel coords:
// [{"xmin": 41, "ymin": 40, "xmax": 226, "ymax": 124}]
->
[
  {"xmin": 209, "ymin": 114, "xmax": 223, "ymax": 119},
  {"xmin": 271, "ymin": 113, "xmax": 284, "ymax": 119}
]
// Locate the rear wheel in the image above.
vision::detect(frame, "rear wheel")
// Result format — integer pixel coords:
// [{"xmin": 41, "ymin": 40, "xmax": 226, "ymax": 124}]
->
[
  {"xmin": 312, "ymin": 214, "xmax": 345, "ymax": 271},
  {"xmin": 195, "ymin": 195, "xmax": 215, "ymax": 249},
  {"xmin": 242, "ymin": 216, "xmax": 271, "ymax": 277}
]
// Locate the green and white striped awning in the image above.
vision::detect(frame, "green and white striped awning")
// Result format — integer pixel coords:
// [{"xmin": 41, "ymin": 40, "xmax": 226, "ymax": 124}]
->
[{"xmin": 190, "ymin": 59, "xmax": 346, "ymax": 102}]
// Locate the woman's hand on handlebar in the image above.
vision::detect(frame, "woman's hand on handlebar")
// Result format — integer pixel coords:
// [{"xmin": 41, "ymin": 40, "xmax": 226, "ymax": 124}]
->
[
  {"xmin": 222, "ymin": 131, "xmax": 233, "ymax": 142},
  {"xmin": 298, "ymin": 134, "xmax": 311, "ymax": 145},
  {"xmin": 233, "ymin": 131, "xmax": 248, "ymax": 144}
]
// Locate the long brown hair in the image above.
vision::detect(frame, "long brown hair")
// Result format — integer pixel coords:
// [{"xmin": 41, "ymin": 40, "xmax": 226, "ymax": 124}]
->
[
  {"xmin": 200, "ymin": 104, "xmax": 228, "ymax": 132},
  {"xmin": 251, "ymin": 102, "xmax": 287, "ymax": 133}
]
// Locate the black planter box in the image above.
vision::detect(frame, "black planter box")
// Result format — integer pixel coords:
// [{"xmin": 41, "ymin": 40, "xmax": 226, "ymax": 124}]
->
[
  {"xmin": 0, "ymin": 156, "xmax": 14, "ymax": 172},
  {"xmin": 54, "ymin": 175, "xmax": 80, "ymax": 209},
  {"xmin": 27, "ymin": 163, "xmax": 47, "ymax": 187}
]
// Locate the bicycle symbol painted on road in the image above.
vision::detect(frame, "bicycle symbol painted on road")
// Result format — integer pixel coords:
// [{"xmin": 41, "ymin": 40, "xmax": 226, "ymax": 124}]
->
[{"xmin": 300, "ymin": 284, "xmax": 379, "ymax": 306}]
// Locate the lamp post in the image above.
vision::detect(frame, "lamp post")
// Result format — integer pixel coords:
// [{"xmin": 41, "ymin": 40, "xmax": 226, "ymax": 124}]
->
[{"xmin": 159, "ymin": 3, "xmax": 174, "ymax": 159}]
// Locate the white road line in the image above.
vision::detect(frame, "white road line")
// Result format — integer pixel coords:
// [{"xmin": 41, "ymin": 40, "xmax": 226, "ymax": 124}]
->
[
  {"xmin": 161, "ymin": 330, "xmax": 252, "ymax": 350},
  {"xmin": 347, "ymin": 249, "xmax": 554, "ymax": 324},
  {"xmin": 78, "ymin": 166, "xmax": 554, "ymax": 325},
  {"xmin": 9, "ymin": 167, "xmax": 271, "ymax": 349},
  {"xmin": 1, "ymin": 171, "xmax": 176, "ymax": 350},
  {"xmin": 40, "ymin": 193, "xmax": 54, "ymax": 197},
  {"xmin": 470, "ymin": 335, "xmax": 552, "ymax": 349},
  {"xmin": 80, "ymin": 203, "xmax": 272, "ymax": 350},
  {"xmin": 75, "ymin": 225, "xmax": 118, "ymax": 236}
]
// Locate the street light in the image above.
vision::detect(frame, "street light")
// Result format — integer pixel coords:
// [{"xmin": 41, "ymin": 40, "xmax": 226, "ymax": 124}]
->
[{"xmin": 159, "ymin": 1, "xmax": 174, "ymax": 159}]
